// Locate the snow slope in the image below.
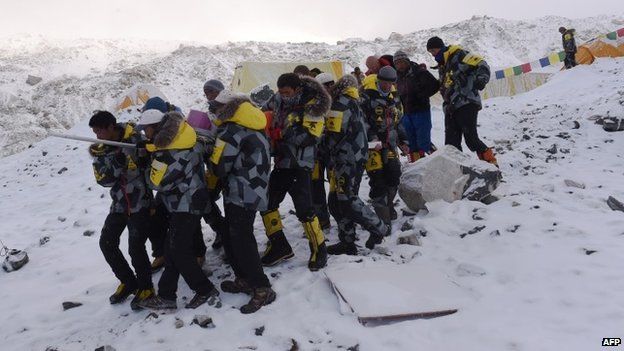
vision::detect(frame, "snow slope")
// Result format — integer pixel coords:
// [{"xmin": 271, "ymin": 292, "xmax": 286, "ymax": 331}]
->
[
  {"xmin": 1, "ymin": 14, "xmax": 623, "ymax": 157},
  {"xmin": 1, "ymin": 48, "xmax": 623, "ymax": 350}
]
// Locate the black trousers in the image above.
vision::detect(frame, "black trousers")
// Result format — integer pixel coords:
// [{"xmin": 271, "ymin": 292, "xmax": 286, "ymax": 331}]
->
[
  {"xmin": 311, "ymin": 161, "xmax": 330, "ymax": 224},
  {"xmin": 158, "ymin": 213, "xmax": 215, "ymax": 300},
  {"xmin": 263, "ymin": 168, "xmax": 315, "ymax": 222},
  {"xmin": 368, "ymin": 156, "xmax": 401, "ymax": 209},
  {"xmin": 223, "ymin": 203, "xmax": 270, "ymax": 288},
  {"xmin": 444, "ymin": 104, "xmax": 488, "ymax": 153},
  {"xmin": 148, "ymin": 204, "xmax": 168, "ymax": 258},
  {"xmin": 564, "ymin": 52, "xmax": 577, "ymax": 69},
  {"xmin": 99, "ymin": 210, "xmax": 153, "ymax": 290}
]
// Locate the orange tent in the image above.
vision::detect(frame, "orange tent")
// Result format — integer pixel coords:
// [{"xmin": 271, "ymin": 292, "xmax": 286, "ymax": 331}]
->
[{"xmin": 576, "ymin": 38, "xmax": 624, "ymax": 65}]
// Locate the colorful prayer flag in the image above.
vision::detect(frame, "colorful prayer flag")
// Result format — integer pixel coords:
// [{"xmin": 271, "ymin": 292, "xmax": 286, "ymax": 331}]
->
[
  {"xmin": 539, "ymin": 57, "xmax": 550, "ymax": 67},
  {"xmin": 618, "ymin": 28, "xmax": 624, "ymax": 37},
  {"xmin": 504, "ymin": 68, "xmax": 514, "ymax": 77},
  {"xmin": 495, "ymin": 70, "xmax": 505, "ymax": 79},
  {"xmin": 521, "ymin": 63, "xmax": 532, "ymax": 73},
  {"xmin": 548, "ymin": 53, "xmax": 561, "ymax": 65},
  {"xmin": 606, "ymin": 32, "xmax": 617, "ymax": 40},
  {"xmin": 513, "ymin": 66, "xmax": 523, "ymax": 75}
]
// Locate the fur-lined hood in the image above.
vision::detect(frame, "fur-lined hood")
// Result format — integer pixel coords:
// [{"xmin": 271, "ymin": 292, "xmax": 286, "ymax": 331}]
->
[
  {"xmin": 331, "ymin": 74, "xmax": 359, "ymax": 100},
  {"xmin": 150, "ymin": 112, "xmax": 197, "ymax": 150},
  {"xmin": 215, "ymin": 96, "xmax": 266, "ymax": 131},
  {"xmin": 299, "ymin": 76, "xmax": 332, "ymax": 117}
]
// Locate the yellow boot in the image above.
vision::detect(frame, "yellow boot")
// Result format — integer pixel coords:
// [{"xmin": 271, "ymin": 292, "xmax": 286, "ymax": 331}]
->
[{"xmin": 303, "ymin": 217, "xmax": 327, "ymax": 271}]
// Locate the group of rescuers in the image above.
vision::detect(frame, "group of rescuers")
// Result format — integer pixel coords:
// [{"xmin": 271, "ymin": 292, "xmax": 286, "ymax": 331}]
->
[{"xmin": 87, "ymin": 36, "xmax": 499, "ymax": 314}]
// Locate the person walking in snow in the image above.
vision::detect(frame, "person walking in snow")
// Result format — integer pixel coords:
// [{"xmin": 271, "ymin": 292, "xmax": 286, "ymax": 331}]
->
[
  {"xmin": 135, "ymin": 109, "xmax": 220, "ymax": 310},
  {"xmin": 360, "ymin": 66, "xmax": 407, "ymax": 226},
  {"xmin": 261, "ymin": 73, "xmax": 332, "ymax": 271},
  {"xmin": 559, "ymin": 27, "xmax": 577, "ymax": 69},
  {"xmin": 208, "ymin": 90, "xmax": 276, "ymax": 314},
  {"xmin": 88, "ymin": 111, "xmax": 156, "ymax": 310},
  {"xmin": 325, "ymin": 75, "xmax": 390, "ymax": 255},
  {"xmin": 426, "ymin": 36, "xmax": 498, "ymax": 166},
  {"xmin": 393, "ymin": 50, "xmax": 440, "ymax": 162}
]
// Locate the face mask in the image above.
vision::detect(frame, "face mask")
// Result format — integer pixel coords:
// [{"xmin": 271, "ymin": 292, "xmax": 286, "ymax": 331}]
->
[
  {"xmin": 435, "ymin": 47, "xmax": 447, "ymax": 64},
  {"xmin": 281, "ymin": 92, "xmax": 301, "ymax": 106},
  {"xmin": 377, "ymin": 82, "xmax": 390, "ymax": 97}
]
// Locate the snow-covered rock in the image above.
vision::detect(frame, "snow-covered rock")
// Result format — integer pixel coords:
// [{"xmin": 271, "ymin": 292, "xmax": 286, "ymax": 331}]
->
[{"xmin": 398, "ymin": 145, "xmax": 502, "ymax": 211}]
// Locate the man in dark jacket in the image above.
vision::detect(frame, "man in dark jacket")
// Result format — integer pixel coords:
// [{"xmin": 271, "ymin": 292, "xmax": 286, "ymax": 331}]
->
[
  {"xmin": 261, "ymin": 73, "xmax": 332, "ymax": 271},
  {"xmin": 136, "ymin": 109, "xmax": 219, "ymax": 310},
  {"xmin": 426, "ymin": 36, "xmax": 498, "ymax": 166},
  {"xmin": 210, "ymin": 90, "xmax": 276, "ymax": 314},
  {"xmin": 88, "ymin": 111, "xmax": 155, "ymax": 310},
  {"xmin": 325, "ymin": 75, "xmax": 389, "ymax": 255},
  {"xmin": 559, "ymin": 27, "xmax": 577, "ymax": 69},
  {"xmin": 394, "ymin": 50, "xmax": 440, "ymax": 162}
]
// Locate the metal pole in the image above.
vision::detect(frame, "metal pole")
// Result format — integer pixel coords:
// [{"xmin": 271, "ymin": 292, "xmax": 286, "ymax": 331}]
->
[{"xmin": 49, "ymin": 132, "xmax": 137, "ymax": 149}]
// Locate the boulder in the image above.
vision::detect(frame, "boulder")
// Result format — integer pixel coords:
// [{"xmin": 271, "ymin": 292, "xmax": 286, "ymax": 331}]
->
[
  {"xmin": 26, "ymin": 75, "xmax": 43, "ymax": 86},
  {"xmin": 602, "ymin": 117, "xmax": 624, "ymax": 132},
  {"xmin": 2, "ymin": 249, "xmax": 29, "ymax": 272},
  {"xmin": 398, "ymin": 145, "xmax": 502, "ymax": 211}
]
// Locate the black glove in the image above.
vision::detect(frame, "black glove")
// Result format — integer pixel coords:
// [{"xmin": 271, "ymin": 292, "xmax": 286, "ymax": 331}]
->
[
  {"xmin": 135, "ymin": 141, "xmax": 150, "ymax": 168},
  {"xmin": 474, "ymin": 78, "xmax": 487, "ymax": 91},
  {"xmin": 88, "ymin": 143, "xmax": 111, "ymax": 157}
]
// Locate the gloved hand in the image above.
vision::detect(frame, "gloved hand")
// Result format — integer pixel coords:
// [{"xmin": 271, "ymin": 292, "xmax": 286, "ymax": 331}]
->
[
  {"xmin": 269, "ymin": 127, "xmax": 282, "ymax": 142},
  {"xmin": 135, "ymin": 140, "xmax": 150, "ymax": 168},
  {"xmin": 88, "ymin": 143, "xmax": 112, "ymax": 157},
  {"xmin": 474, "ymin": 78, "xmax": 487, "ymax": 91}
]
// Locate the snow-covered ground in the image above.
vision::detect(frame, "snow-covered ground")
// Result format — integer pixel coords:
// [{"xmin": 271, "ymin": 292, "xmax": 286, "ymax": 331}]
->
[
  {"xmin": 1, "ymin": 45, "xmax": 623, "ymax": 350},
  {"xmin": 1, "ymin": 14, "xmax": 623, "ymax": 156}
]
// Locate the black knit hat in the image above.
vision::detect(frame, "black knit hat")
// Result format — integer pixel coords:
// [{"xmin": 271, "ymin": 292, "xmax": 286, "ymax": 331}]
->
[{"xmin": 426, "ymin": 36, "xmax": 445, "ymax": 50}]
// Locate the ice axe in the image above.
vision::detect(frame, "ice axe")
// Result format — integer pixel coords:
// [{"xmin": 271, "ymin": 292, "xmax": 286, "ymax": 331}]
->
[{"xmin": 49, "ymin": 132, "xmax": 136, "ymax": 149}]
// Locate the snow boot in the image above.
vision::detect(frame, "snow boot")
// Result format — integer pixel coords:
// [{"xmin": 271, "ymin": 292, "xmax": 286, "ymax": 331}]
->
[
  {"xmin": 138, "ymin": 295, "xmax": 177, "ymax": 310},
  {"xmin": 185, "ymin": 288, "xmax": 221, "ymax": 309},
  {"xmin": 109, "ymin": 282, "xmax": 137, "ymax": 304},
  {"xmin": 374, "ymin": 206, "xmax": 392, "ymax": 226},
  {"xmin": 150, "ymin": 256, "xmax": 165, "ymax": 273},
  {"xmin": 261, "ymin": 210, "xmax": 294, "ymax": 266},
  {"xmin": 240, "ymin": 287, "xmax": 276, "ymax": 314},
  {"xmin": 327, "ymin": 241, "xmax": 358, "ymax": 256},
  {"xmin": 303, "ymin": 217, "xmax": 327, "ymax": 271},
  {"xmin": 478, "ymin": 148, "xmax": 498, "ymax": 167},
  {"xmin": 130, "ymin": 288, "xmax": 155, "ymax": 311},
  {"xmin": 221, "ymin": 278, "xmax": 253, "ymax": 295}
]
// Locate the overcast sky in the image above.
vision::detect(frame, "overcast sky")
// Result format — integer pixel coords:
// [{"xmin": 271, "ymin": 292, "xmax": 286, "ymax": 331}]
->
[{"xmin": 2, "ymin": 0, "xmax": 622, "ymax": 43}]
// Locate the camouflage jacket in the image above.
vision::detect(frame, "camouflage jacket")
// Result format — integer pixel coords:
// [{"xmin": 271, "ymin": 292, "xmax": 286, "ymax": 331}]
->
[
  {"xmin": 90, "ymin": 122, "xmax": 152, "ymax": 215},
  {"xmin": 211, "ymin": 97, "xmax": 271, "ymax": 211},
  {"xmin": 146, "ymin": 112, "xmax": 209, "ymax": 215},
  {"xmin": 438, "ymin": 45, "xmax": 490, "ymax": 112},
  {"xmin": 360, "ymin": 77, "xmax": 407, "ymax": 151},
  {"xmin": 562, "ymin": 29, "xmax": 577, "ymax": 53},
  {"xmin": 263, "ymin": 76, "xmax": 331, "ymax": 171},
  {"xmin": 324, "ymin": 75, "xmax": 369, "ymax": 168}
]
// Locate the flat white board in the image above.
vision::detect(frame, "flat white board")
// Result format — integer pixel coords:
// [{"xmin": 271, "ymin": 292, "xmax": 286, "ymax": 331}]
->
[{"xmin": 325, "ymin": 263, "xmax": 465, "ymax": 323}]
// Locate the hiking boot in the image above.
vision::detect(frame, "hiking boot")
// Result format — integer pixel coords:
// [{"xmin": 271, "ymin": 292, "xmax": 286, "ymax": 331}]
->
[
  {"xmin": 185, "ymin": 288, "xmax": 221, "ymax": 309},
  {"xmin": 130, "ymin": 288, "xmax": 155, "ymax": 311},
  {"xmin": 221, "ymin": 278, "xmax": 253, "ymax": 295},
  {"xmin": 138, "ymin": 295, "xmax": 177, "ymax": 310},
  {"xmin": 327, "ymin": 241, "xmax": 358, "ymax": 256},
  {"xmin": 308, "ymin": 241, "xmax": 327, "ymax": 271},
  {"xmin": 478, "ymin": 148, "xmax": 498, "ymax": 167},
  {"xmin": 240, "ymin": 287, "xmax": 276, "ymax": 314},
  {"xmin": 365, "ymin": 233, "xmax": 384, "ymax": 250},
  {"xmin": 261, "ymin": 234, "xmax": 294, "ymax": 266},
  {"xmin": 151, "ymin": 256, "xmax": 165, "ymax": 273},
  {"xmin": 109, "ymin": 283, "xmax": 137, "ymax": 304}
]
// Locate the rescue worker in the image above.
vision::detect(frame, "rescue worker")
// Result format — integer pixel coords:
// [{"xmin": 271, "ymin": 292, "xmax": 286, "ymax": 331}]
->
[
  {"xmin": 325, "ymin": 75, "xmax": 390, "ymax": 255},
  {"xmin": 360, "ymin": 66, "xmax": 407, "ymax": 225},
  {"xmin": 559, "ymin": 27, "xmax": 577, "ymax": 69},
  {"xmin": 136, "ymin": 109, "xmax": 219, "ymax": 310},
  {"xmin": 426, "ymin": 36, "xmax": 498, "ymax": 166},
  {"xmin": 88, "ymin": 110, "xmax": 155, "ymax": 310},
  {"xmin": 261, "ymin": 73, "xmax": 332, "ymax": 271},
  {"xmin": 393, "ymin": 50, "xmax": 440, "ymax": 162},
  {"xmin": 209, "ymin": 90, "xmax": 276, "ymax": 314}
]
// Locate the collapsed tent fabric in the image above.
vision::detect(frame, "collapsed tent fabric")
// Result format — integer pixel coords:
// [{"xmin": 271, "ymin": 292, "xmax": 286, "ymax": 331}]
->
[
  {"xmin": 482, "ymin": 72, "xmax": 552, "ymax": 100},
  {"xmin": 576, "ymin": 38, "xmax": 624, "ymax": 65},
  {"xmin": 231, "ymin": 61, "xmax": 344, "ymax": 93},
  {"xmin": 114, "ymin": 84, "xmax": 168, "ymax": 112}
]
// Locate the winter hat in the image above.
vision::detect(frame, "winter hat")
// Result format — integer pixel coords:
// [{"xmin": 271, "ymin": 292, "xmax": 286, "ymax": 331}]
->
[
  {"xmin": 426, "ymin": 36, "xmax": 445, "ymax": 50},
  {"xmin": 558, "ymin": 27, "xmax": 567, "ymax": 34},
  {"xmin": 142, "ymin": 97, "xmax": 169, "ymax": 113},
  {"xmin": 377, "ymin": 66, "xmax": 397, "ymax": 82},
  {"xmin": 214, "ymin": 90, "xmax": 238, "ymax": 105},
  {"xmin": 393, "ymin": 50, "xmax": 409, "ymax": 64},
  {"xmin": 137, "ymin": 109, "xmax": 165, "ymax": 126},
  {"xmin": 203, "ymin": 79, "xmax": 225, "ymax": 93},
  {"xmin": 316, "ymin": 72, "xmax": 335, "ymax": 85}
]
